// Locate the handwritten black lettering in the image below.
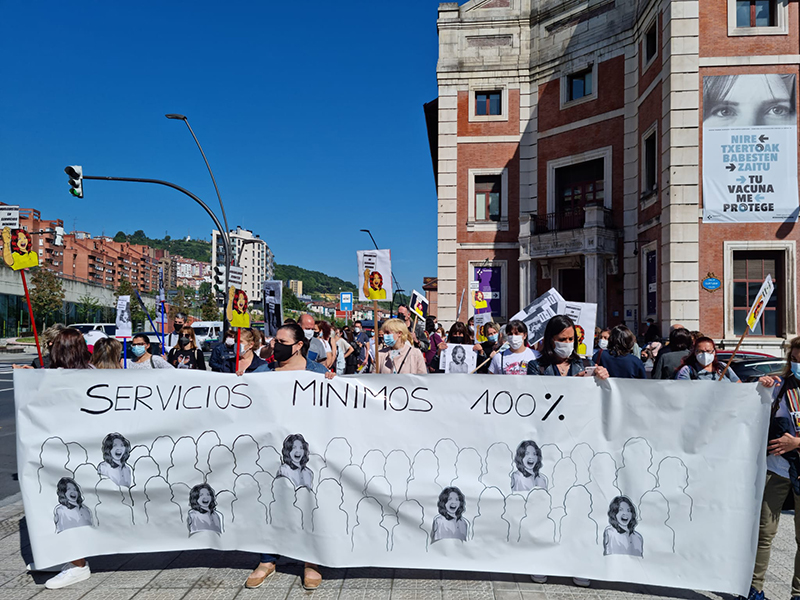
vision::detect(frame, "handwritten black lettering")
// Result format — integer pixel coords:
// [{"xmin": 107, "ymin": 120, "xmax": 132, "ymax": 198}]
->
[{"xmin": 81, "ymin": 384, "xmax": 113, "ymax": 415}]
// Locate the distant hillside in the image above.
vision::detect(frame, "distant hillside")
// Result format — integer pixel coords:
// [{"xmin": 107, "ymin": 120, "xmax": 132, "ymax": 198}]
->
[
  {"xmin": 113, "ymin": 230, "xmax": 212, "ymax": 262},
  {"xmin": 274, "ymin": 264, "xmax": 357, "ymax": 297},
  {"xmin": 112, "ymin": 231, "xmax": 354, "ymax": 298}
]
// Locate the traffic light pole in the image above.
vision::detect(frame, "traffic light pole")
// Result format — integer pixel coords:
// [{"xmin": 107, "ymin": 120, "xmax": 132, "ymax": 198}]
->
[{"xmin": 81, "ymin": 175, "xmax": 232, "ymax": 331}]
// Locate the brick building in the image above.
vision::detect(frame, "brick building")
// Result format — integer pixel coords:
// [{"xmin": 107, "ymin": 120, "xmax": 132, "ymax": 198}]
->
[
  {"xmin": 428, "ymin": 0, "xmax": 800, "ymax": 354},
  {"xmin": 61, "ymin": 236, "xmax": 159, "ymax": 292}
]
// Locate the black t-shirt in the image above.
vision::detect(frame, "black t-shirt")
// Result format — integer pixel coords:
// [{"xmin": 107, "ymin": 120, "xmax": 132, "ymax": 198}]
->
[{"xmin": 167, "ymin": 348, "xmax": 206, "ymax": 370}]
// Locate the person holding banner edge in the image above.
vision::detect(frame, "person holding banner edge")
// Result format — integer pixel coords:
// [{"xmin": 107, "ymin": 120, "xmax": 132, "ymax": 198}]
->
[
  {"xmin": 488, "ymin": 320, "xmax": 539, "ymax": 375},
  {"xmin": 746, "ymin": 337, "xmax": 800, "ymax": 600},
  {"xmin": 246, "ymin": 322, "xmax": 332, "ymax": 590},
  {"xmin": 526, "ymin": 315, "xmax": 608, "ymax": 379}
]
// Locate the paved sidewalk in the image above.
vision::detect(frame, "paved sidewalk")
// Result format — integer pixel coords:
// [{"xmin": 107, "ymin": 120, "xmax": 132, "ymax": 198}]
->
[{"xmin": 0, "ymin": 499, "xmax": 793, "ymax": 600}]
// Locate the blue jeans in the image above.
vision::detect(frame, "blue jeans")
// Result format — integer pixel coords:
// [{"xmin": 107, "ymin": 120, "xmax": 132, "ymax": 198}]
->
[{"xmin": 260, "ymin": 554, "xmax": 279, "ymax": 564}]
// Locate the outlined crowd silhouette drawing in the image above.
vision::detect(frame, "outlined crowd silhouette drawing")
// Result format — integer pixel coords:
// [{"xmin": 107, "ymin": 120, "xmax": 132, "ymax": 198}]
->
[{"xmin": 37, "ymin": 432, "xmax": 694, "ymax": 557}]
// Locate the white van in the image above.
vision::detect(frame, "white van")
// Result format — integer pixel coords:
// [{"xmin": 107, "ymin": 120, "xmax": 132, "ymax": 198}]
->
[
  {"xmin": 70, "ymin": 323, "xmax": 116, "ymax": 336},
  {"xmin": 192, "ymin": 321, "xmax": 223, "ymax": 350}
]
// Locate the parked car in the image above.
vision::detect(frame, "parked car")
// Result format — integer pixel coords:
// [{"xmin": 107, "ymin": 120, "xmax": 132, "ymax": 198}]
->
[
  {"xmin": 726, "ymin": 357, "xmax": 786, "ymax": 382},
  {"xmin": 69, "ymin": 323, "xmax": 116, "ymax": 336}
]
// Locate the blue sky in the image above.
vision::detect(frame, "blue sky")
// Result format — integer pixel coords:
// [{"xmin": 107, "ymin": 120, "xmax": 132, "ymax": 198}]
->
[{"xmin": 1, "ymin": 2, "xmax": 442, "ymax": 294}]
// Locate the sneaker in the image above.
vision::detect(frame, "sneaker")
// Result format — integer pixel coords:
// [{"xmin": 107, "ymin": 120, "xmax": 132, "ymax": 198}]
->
[
  {"xmin": 573, "ymin": 578, "xmax": 591, "ymax": 588},
  {"xmin": 303, "ymin": 563, "xmax": 322, "ymax": 590},
  {"xmin": 244, "ymin": 562, "xmax": 276, "ymax": 589},
  {"xmin": 747, "ymin": 587, "xmax": 765, "ymax": 600},
  {"xmin": 531, "ymin": 575, "xmax": 548, "ymax": 584},
  {"xmin": 44, "ymin": 563, "xmax": 91, "ymax": 589},
  {"xmin": 27, "ymin": 562, "xmax": 67, "ymax": 573}
]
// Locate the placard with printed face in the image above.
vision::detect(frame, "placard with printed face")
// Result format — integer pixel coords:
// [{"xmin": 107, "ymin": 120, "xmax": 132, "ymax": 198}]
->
[
  {"xmin": 357, "ymin": 249, "xmax": 392, "ymax": 302},
  {"xmin": 409, "ymin": 290, "xmax": 428, "ymax": 320},
  {"xmin": 263, "ymin": 281, "xmax": 283, "ymax": 338},
  {"xmin": 115, "ymin": 296, "xmax": 132, "ymax": 339}
]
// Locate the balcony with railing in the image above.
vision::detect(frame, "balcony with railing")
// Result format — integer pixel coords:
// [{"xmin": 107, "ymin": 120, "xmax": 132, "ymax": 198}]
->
[{"xmin": 531, "ymin": 203, "xmax": 614, "ymax": 234}]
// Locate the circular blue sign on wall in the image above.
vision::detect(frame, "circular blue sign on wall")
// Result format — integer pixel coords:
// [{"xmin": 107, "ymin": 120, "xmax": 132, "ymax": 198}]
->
[{"xmin": 702, "ymin": 277, "xmax": 721, "ymax": 292}]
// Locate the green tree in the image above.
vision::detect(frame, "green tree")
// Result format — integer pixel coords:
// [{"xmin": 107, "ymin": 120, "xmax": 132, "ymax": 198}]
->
[
  {"xmin": 283, "ymin": 286, "xmax": 306, "ymax": 311},
  {"xmin": 29, "ymin": 268, "xmax": 65, "ymax": 328},
  {"xmin": 198, "ymin": 281, "xmax": 212, "ymax": 297},
  {"xmin": 169, "ymin": 289, "xmax": 190, "ymax": 319},
  {"xmin": 113, "ymin": 231, "xmax": 127, "ymax": 243},
  {"xmin": 76, "ymin": 294, "xmax": 102, "ymax": 323},
  {"xmin": 200, "ymin": 291, "xmax": 220, "ymax": 321}
]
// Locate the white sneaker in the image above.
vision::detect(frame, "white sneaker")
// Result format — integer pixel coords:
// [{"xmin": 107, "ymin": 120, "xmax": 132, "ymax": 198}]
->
[
  {"xmin": 27, "ymin": 562, "xmax": 68, "ymax": 573},
  {"xmin": 531, "ymin": 575, "xmax": 548, "ymax": 583},
  {"xmin": 44, "ymin": 563, "xmax": 91, "ymax": 589},
  {"xmin": 573, "ymin": 578, "xmax": 591, "ymax": 588}
]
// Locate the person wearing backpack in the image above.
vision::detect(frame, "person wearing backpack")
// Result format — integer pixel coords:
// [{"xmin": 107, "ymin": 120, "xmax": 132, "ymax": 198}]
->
[{"xmin": 674, "ymin": 337, "xmax": 738, "ymax": 382}]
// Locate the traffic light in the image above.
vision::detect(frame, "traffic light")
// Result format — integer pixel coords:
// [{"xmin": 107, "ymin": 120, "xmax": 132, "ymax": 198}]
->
[
  {"xmin": 65, "ymin": 166, "xmax": 83, "ymax": 198},
  {"xmin": 213, "ymin": 265, "xmax": 226, "ymax": 292},
  {"xmin": 53, "ymin": 226, "xmax": 65, "ymax": 246}
]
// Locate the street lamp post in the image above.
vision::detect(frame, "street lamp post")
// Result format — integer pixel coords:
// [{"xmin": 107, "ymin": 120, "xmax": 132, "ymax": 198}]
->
[
  {"xmin": 359, "ymin": 229, "xmax": 403, "ymax": 316},
  {"xmin": 74, "ymin": 173, "xmax": 233, "ymax": 328},
  {"xmin": 165, "ymin": 114, "xmax": 234, "ymax": 331}
]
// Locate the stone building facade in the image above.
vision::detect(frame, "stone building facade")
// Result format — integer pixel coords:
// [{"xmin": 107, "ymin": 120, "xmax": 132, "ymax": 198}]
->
[{"xmin": 429, "ymin": 0, "xmax": 800, "ymax": 354}]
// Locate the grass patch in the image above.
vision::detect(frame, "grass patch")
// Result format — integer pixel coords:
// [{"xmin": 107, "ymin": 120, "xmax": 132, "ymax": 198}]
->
[{"xmin": 16, "ymin": 337, "xmax": 35, "ymax": 343}]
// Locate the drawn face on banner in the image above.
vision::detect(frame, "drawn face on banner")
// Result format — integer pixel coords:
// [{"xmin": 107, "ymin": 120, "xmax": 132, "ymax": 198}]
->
[
  {"xmin": 234, "ymin": 289, "xmax": 248, "ymax": 314},
  {"xmin": 703, "ymin": 74, "xmax": 796, "ymax": 127},
  {"xmin": 278, "ymin": 434, "xmax": 313, "ymax": 489},
  {"xmin": 102, "ymin": 433, "xmax": 131, "ymax": 468},
  {"xmin": 452, "ymin": 345, "xmax": 466, "ymax": 365},
  {"xmin": 370, "ymin": 271, "xmax": 383, "ymax": 292}
]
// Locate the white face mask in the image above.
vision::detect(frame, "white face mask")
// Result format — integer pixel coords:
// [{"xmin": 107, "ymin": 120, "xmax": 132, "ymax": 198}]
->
[
  {"xmin": 598, "ymin": 339, "xmax": 609, "ymax": 349},
  {"xmin": 303, "ymin": 329, "xmax": 314, "ymax": 340},
  {"xmin": 240, "ymin": 343, "xmax": 250, "ymax": 355},
  {"xmin": 553, "ymin": 341, "xmax": 573, "ymax": 359},
  {"xmin": 224, "ymin": 337, "xmax": 235, "ymax": 347},
  {"xmin": 354, "ymin": 327, "xmax": 361, "ymax": 333},
  {"xmin": 696, "ymin": 351, "xmax": 715, "ymax": 367},
  {"xmin": 508, "ymin": 335, "xmax": 524, "ymax": 351}
]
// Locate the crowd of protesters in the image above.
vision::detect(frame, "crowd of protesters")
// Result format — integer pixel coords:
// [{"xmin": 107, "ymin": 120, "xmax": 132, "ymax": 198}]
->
[{"xmin": 13, "ymin": 306, "xmax": 792, "ymax": 596}]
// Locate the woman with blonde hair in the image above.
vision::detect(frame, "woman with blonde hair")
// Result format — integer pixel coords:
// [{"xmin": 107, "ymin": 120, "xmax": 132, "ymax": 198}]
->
[
  {"xmin": 166, "ymin": 325, "xmax": 206, "ymax": 370},
  {"xmin": 376, "ymin": 318, "xmax": 426, "ymax": 374},
  {"xmin": 90, "ymin": 338, "xmax": 123, "ymax": 369}
]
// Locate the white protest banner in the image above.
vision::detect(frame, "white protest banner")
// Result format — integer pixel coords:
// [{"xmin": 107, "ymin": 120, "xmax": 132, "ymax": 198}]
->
[
  {"xmin": 17, "ymin": 370, "xmax": 769, "ymax": 595},
  {"xmin": 563, "ymin": 301, "xmax": 597, "ymax": 358},
  {"xmin": 0, "ymin": 205, "xmax": 19, "ymax": 229},
  {"xmin": 511, "ymin": 288, "xmax": 565, "ymax": 344},
  {"xmin": 702, "ymin": 74, "xmax": 799, "ymax": 223},
  {"xmin": 357, "ymin": 249, "xmax": 392, "ymax": 302},
  {"xmin": 262, "ymin": 280, "xmax": 283, "ymax": 338},
  {"xmin": 115, "ymin": 295, "xmax": 132, "ymax": 338},
  {"xmin": 746, "ymin": 274, "xmax": 774, "ymax": 332}
]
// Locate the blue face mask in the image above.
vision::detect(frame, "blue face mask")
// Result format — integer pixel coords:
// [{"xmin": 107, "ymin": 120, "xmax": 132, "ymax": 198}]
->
[
  {"xmin": 488, "ymin": 334, "xmax": 498, "ymax": 343},
  {"xmin": 792, "ymin": 362, "xmax": 800, "ymax": 378},
  {"xmin": 383, "ymin": 333, "xmax": 396, "ymax": 347},
  {"xmin": 131, "ymin": 345, "xmax": 146, "ymax": 357}
]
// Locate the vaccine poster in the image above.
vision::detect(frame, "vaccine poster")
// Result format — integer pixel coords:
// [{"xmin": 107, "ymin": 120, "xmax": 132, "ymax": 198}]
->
[{"xmin": 702, "ymin": 74, "xmax": 799, "ymax": 223}]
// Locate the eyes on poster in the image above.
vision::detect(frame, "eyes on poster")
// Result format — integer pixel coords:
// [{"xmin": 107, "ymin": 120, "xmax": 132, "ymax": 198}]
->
[{"xmin": 357, "ymin": 249, "xmax": 392, "ymax": 302}]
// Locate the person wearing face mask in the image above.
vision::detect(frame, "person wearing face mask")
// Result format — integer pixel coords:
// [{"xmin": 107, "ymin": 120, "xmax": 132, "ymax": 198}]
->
[
  {"xmin": 165, "ymin": 312, "xmax": 188, "ymax": 350},
  {"xmin": 376, "ymin": 319, "xmax": 427, "ymax": 374},
  {"xmin": 128, "ymin": 334, "xmax": 173, "ymax": 369},
  {"xmin": 352, "ymin": 320, "xmax": 371, "ymax": 370},
  {"xmin": 488, "ymin": 320, "xmax": 540, "ymax": 375},
  {"xmin": 742, "ymin": 338, "xmax": 800, "ymax": 600},
  {"xmin": 424, "ymin": 316, "xmax": 444, "ymax": 373},
  {"xmin": 675, "ymin": 337, "xmax": 739, "ymax": 381},
  {"xmin": 527, "ymin": 315, "xmax": 609, "ymax": 379},
  {"xmin": 233, "ymin": 328, "xmax": 267, "ymax": 376},
  {"xmin": 247, "ymin": 323, "xmax": 332, "ymax": 591},
  {"xmin": 298, "ymin": 314, "xmax": 327, "ymax": 364},
  {"xmin": 651, "ymin": 327, "xmax": 692, "ymax": 380},
  {"xmin": 435, "ymin": 322, "xmax": 471, "ymax": 372},
  {"xmin": 209, "ymin": 329, "xmax": 238, "ymax": 373},
  {"xmin": 166, "ymin": 326, "xmax": 207, "ymax": 370},
  {"xmin": 473, "ymin": 322, "xmax": 501, "ymax": 374},
  {"xmin": 595, "ymin": 325, "xmax": 646, "ymax": 379},
  {"xmin": 592, "ymin": 328, "xmax": 611, "ymax": 360}
]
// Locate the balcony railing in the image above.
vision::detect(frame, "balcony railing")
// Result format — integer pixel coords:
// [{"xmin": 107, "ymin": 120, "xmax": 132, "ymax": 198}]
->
[{"xmin": 531, "ymin": 205, "xmax": 614, "ymax": 234}]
